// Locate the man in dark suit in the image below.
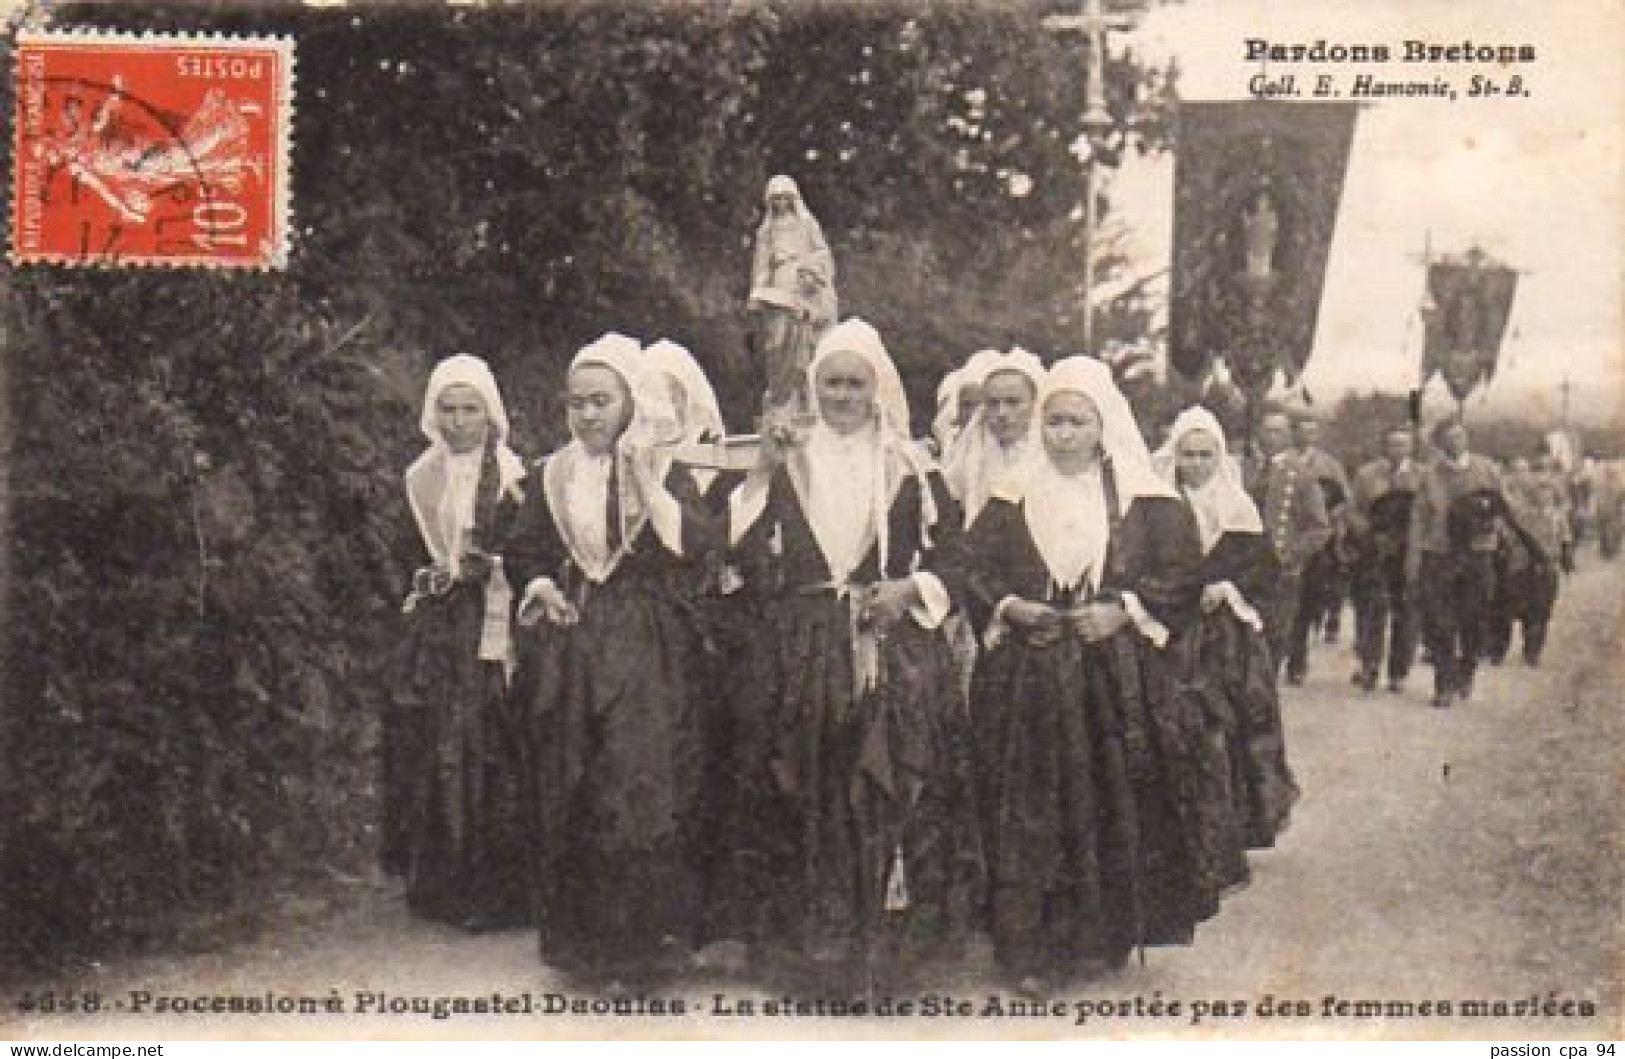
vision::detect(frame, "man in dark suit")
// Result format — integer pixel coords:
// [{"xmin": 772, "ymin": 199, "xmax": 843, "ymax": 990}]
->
[
  {"xmin": 1347, "ymin": 424, "xmax": 1422, "ymax": 692},
  {"xmin": 1292, "ymin": 410, "xmax": 1352, "ymax": 661},
  {"xmin": 1406, "ymin": 418, "xmax": 1507, "ymax": 709}
]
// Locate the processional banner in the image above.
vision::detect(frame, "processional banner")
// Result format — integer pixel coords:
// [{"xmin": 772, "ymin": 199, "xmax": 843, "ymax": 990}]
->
[
  {"xmin": 1422, "ymin": 252, "xmax": 1519, "ymax": 403},
  {"xmin": 1169, "ymin": 101, "xmax": 1358, "ymax": 394}
]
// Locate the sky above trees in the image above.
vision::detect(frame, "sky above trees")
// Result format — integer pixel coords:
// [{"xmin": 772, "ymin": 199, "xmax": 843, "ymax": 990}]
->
[{"xmin": 1113, "ymin": 0, "xmax": 1622, "ymax": 425}]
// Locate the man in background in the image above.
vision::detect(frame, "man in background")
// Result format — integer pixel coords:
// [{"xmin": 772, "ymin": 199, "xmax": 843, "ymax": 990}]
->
[
  {"xmin": 1406, "ymin": 418, "xmax": 1506, "ymax": 709},
  {"xmin": 1347, "ymin": 424, "xmax": 1421, "ymax": 693},
  {"xmin": 1292, "ymin": 410, "xmax": 1353, "ymax": 663},
  {"xmin": 1248, "ymin": 407, "xmax": 1332, "ymax": 685}
]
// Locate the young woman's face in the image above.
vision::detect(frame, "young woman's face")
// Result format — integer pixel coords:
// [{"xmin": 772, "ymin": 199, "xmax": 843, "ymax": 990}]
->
[
  {"xmin": 983, "ymin": 370, "xmax": 1037, "ymax": 447},
  {"xmin": 1041, "ymin": 391, "xmax": 1103, "ymax": 464},
  {"xmin": 1176, "ymin": 428, "xmax": 1221, "ymax": 490},
  {"xmin": 567, "ymin": 365, "xmax": 634, "ymax": 455},
  {"xmin": 816, "ymin": 350, "xmax": 877, "ymax": 435},
  {"xmin": 434, "ymin": 383, "xmax": 491, "ymax": 455}
]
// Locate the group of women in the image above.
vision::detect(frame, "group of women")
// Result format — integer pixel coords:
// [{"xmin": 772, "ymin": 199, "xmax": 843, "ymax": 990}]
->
[{"xmin": 385, "ymin": 320, "xmax": 1299, "ymax": 997}]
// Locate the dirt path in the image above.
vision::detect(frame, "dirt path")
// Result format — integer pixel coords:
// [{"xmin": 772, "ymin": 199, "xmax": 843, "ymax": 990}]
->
[{"xmin": 7, "ymin": 554, "xmax": 1621, "ymax": 1040}]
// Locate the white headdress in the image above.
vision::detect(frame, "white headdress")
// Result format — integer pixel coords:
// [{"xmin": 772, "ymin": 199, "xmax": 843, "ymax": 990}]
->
[
  {"xmin": 998, "ymin": 356, "xmax": 1171, "ymax": 595},
  {"xmin": 404, "ymin": 352, "xmax": 527, "ymax": 668},
  {"xmin": 942, "ymin": 347, "xmax": 1047, "ymax": 526},
  {"xmin": 800, "ymin": 318, "xmax": 939, "ymax": 579},
  {"xmin": 542, "ymin": 332, "xmax": 684, "ymax": 583},
  {"xmin": 931, "ymin": 347, "xmax": 1003, "ymax": 454},
  {"xmin": 1153, "ymin": 404, "xmax": 1262, "ymax": 553},
  {"xmin": 405, "ymin": 353, "xmax": 527, "ymax": 570},
  {"xmin": 1036, "ymin": 356, "xmax": 1176, "ymax": 504},
  {"xmin": 644, "ymin": 338, "xmax": 725, "ymax": 444}
]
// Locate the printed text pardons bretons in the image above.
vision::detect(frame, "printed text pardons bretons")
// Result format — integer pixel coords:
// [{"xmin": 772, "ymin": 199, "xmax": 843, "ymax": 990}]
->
[{"xmin": 1244, "ymin": 39, "xmax": 1537, "ymax": 64}]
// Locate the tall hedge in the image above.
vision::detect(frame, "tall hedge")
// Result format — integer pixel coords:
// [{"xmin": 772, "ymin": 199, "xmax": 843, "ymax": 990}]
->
[{"xmin": 0, "ymin": 0, "xmax": 1176, "ymax": 972}]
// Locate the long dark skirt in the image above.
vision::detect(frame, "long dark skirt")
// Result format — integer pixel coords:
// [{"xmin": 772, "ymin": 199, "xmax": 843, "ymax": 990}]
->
[
  {"xmin": 690, "ymin": 574, "xmax": 766, "ymax": 949},
  {"xmin": 1174, "ymin": 609, "xmax": 1300, "ymax": 850},
  {"xmin": 518, "ymin": 571, "xmax": 706, "ymax": 979},
  {"xmin": 971, "ymin": 628, "xmax": 1234, "ymax": 980},
  {"xmin": 731, "ymin": 591, "xmax": 983, "ymax": 979},
  {"xmin": 389, "ymin": 585, "xmax": 530, "ymax": 928}
]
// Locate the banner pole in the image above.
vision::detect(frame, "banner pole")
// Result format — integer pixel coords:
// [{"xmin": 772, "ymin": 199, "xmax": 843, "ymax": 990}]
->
[{"xmin": 1413, "ymin": 230, "xmax": 1432, "ymax": 444}]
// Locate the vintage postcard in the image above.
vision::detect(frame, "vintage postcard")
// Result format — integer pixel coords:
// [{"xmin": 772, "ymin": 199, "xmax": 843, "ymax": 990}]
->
[{"xmin": 0, "ymin": 0, "xmax": 1619, "ymax": 1044}]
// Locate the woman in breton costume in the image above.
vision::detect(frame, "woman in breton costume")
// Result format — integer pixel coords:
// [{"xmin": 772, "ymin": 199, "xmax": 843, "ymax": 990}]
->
[
  {"xmin": 929, "ymin": 349, "xmax": 999, "ymax": 458},
  {"xmin": 937, "ymin": 348, "xmax": 1047, "ymax": 711},
  {"xmin": 642, "ymin": 337, "xmax": 754, "ymax": 958},
  {"xmin": 391, "ymin": 354, "xmax": 531, "ymax": 929},
  {"xmin": 726, "ymin": 318, "xmax": 982, "ymax": 985},
  {"xmin": 955, "ymin": 357, "xmax": 1230, "ymax": 989},
  {"xmin": 644, "ymin": 338, "xmax": 733, "ymax": 505},
  {"xmin": 506, "ymin": 333, "xmax": 718, "ymax": 984},
  {"xmin": 1152, "ymin": 406, "xmax": 1299, "ymax": 853},
  {"xmin": 941, "ymin": 347, "xmax": 1047, "ymax": 527}
]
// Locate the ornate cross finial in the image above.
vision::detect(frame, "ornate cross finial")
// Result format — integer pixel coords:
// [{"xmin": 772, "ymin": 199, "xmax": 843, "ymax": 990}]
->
[{"xmin": 1042, "ymin": 0, "xmax": 1139, "ymax": 135}]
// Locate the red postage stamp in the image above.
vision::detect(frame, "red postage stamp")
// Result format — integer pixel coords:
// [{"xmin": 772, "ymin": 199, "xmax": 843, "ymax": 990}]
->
[{"xmin": 10, "ymin": 30, "xmax": 294, "ymax": 268}]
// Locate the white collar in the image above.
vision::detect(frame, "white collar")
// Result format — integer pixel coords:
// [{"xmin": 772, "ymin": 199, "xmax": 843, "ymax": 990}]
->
[
  {"xmin": 810, "ymin": 421, "xmax": 877, "ymax": 454},
  {"xmin": 1024, "ymin": 461, "xmax": 1110, "ymax": 593},
  {"xmin": 445, "ymin": 447, "xmax": 482, "ymax": 475},
  {"xmin": 801, "ymin": 423, "xmax": 881, "ymax": 583}
]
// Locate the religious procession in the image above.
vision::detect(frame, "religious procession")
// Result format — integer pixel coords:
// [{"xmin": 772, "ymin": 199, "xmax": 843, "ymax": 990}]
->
[
  {"xmin": 386, "ymin": 158, "xmax": 1613, "ymax": 998},
  {"xmin": 5, "ymin": 2, "xmax": 1621, "ymax": 1045}
]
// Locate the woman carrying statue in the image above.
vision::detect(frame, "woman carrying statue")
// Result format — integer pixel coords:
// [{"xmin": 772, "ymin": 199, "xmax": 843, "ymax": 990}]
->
[
  {"xmin": 642, "ymin": 337, "xmax": 756, "ymax": 962},
  {"xmin": 724, "ymin": 318, "xmax": 982, "ymax": 990},
  {"xmin": 506, "ymin": 333, "xmax": 720, "ymax": 987}
]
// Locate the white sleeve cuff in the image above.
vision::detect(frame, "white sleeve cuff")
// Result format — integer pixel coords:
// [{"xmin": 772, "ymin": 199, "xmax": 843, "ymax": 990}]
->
[
  {"xmin": 1120, "ymin": 590, "xmax": 1170, "ymax": 649},
  {"xmin": 646, "ymin": 489, "xmax": 685, "ymax": 556},
  {"xmin": 983, "ymin": 594, "xmax": 1023, "ymax": 651},
  {"xmin": 523, "ymin": 576, "xmax": 559, "ymax": 600},
  {"xmin": 1214, "ymin": 580, "xmax": 1264, "ymax": 632},
  {"xmin": 728, "ymin": 472, "xmax": 771, "ymax": 547},
  {"xmin": 908, "ymin": 572, "xmax": 951, "ymax": 630}
]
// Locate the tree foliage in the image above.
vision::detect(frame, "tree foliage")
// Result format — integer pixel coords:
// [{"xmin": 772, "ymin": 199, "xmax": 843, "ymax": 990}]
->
[{"xmin": 0, "ymin": 0, "xmax": 1177, "ymax": 972}]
